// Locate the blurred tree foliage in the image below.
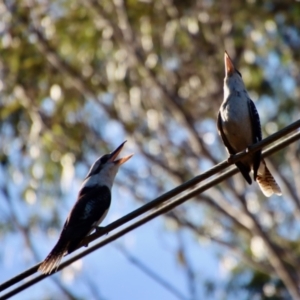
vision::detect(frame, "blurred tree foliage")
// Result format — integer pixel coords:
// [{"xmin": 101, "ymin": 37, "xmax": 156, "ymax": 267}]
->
[{"xmin": 1, "ymin": 0, "xmax": 300, "ymax": 299}]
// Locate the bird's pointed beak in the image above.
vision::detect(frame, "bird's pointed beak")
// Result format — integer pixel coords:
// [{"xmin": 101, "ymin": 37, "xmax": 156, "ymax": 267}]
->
[
  {"xmin": 224, "ymin": 51, "xmax": 235, "ymax": 76},
  {"xmin": 108, "ymin": 141, "xmax": 134, "ymax": 165}
]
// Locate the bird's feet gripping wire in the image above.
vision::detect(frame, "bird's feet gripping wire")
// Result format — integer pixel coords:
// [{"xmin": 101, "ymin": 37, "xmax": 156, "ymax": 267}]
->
[
  {"xmin": 227, "ymin": 154, "xmax": 235, "ymax": 164},
  {"xmin": 227, "ymin": 146, "xmax": 253, "ymax": 165},
  {"xmin": 83, "ymin": 227, "xmax": 108, "ymax": 247},
  {"xmin": 95, "ymin": 226, "xmax": 106, "ymax": 234}
]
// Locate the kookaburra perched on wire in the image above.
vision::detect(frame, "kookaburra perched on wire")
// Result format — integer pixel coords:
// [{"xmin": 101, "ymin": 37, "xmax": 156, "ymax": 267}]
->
[
  {"xmin": 38, "ymin": 141, "xmax": 133, "ymax": 274},
  {"xmin": 217, "ymin": 51, "xmax": 281, "ymax": 197}
]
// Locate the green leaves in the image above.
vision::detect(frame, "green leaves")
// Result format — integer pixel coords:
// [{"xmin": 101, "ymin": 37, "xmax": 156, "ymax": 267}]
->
[{"xmin": 1, "ymin": 0, "xmax": 300, "ymax": 298}]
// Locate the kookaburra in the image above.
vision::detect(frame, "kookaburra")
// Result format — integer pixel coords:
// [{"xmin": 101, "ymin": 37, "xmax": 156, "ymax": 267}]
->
[
  {"xmin": 217, "ymin": 51, "xmax": 281, "ymax": 197},
  {"xmin": 39, "ymin": 141, "xmax": 133, "ymax": 274}
]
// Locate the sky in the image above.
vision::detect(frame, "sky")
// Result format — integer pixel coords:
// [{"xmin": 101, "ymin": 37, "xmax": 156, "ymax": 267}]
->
[
  {"xmin": 1, "ymin": 6, "xmax": 298, "ymax": 299},
  {"xmin": 0, "ymin": 50, "xmax": 293, "ymax": 300}
]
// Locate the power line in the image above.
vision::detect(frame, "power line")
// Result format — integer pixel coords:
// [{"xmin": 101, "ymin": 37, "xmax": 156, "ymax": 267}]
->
[
  {"xmin": 1, "ymin": 122, "xmax": 299, "ymax": 296},
  {"xmin": 1, "ymin": 121, "xmax": 300, "ymax": 299},
  {"xmin": 2, "ymin": 130, "xmax": 300, "ymax": 300}
]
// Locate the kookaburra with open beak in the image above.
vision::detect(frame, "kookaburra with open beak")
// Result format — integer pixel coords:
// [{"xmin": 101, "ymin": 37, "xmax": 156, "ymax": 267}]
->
[
  {"xmin": 39, "ymin": 141, "xmax": 133, "ymax": 274},
  {"xmin": 217, "ymin": 51, "xmax": 281, "ymax": 197}
]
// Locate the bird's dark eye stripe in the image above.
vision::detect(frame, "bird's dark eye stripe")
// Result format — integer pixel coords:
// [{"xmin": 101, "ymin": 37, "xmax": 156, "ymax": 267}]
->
[
  {"xmin": 92, "ymin": 164, "xmax": 103, "ymax": 175},
  {"xmin": 236, "ymin": 69, "xmax": 242, "ymax": 77},
  {"xmin": 91, "ymin": 155, "xmax": 110, "ymax": 175},
  {"xmin": 100, "ymin": 154, "xmax": 110, "ymax": 164}
]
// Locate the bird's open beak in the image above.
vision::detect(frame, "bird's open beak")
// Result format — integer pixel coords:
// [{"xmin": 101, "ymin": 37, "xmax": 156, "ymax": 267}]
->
[
  {"xmin": 224, "ymin": 51, "xmax": 235, "ymax": 76},
  {"xmin": 108, "ymin": 141, "xmax": 134, "ymax": 165}
]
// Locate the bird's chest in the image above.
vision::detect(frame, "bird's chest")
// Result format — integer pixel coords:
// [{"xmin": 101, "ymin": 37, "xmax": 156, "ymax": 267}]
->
[{"xmin": 220, "ymin": 96, "xmax": 253, "ymax": 152}]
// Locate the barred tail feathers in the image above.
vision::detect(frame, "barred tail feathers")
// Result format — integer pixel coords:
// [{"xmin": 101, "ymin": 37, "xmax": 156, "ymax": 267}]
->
[
  {"xmin": 256, "ymin": 161, "xmax": 282, "ymax": 197},
  {"xmin": 38, "ymin": 238, "xmax": 69, "ymax": 274}
]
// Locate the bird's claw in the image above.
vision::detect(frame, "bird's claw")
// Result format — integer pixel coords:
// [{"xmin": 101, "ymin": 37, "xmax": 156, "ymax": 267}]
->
[
  {"xmin": 227, "ymin": 155, "xmax": 235, "ymax": 164},
  {"xmin": 95, "ymin": 226, "xmax": 108, "ymax": 235},
  {"xmin": 83, "ymin": 227, "xmax": 106, "ymax": 247},
  {"xmin": 95, "ymin": 226, "xmax": 104, "ymax": 233},
  {"xmin": 245, "ymin": 145, "xmax": 252, "ymax": 153}
]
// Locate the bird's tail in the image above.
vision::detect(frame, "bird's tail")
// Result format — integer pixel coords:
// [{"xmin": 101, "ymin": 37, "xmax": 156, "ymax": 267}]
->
[
  {"xmin": 38, "ymin": 238, "xmax": 69, "ymax": 274},
  {"xmin": 256, "ymin": 160, "xmax": 282, "ymax": 197}
]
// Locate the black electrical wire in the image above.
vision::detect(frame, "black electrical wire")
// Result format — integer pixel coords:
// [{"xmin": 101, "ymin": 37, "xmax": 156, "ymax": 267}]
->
[
  {"xmin": 0, "ymin": 120, "xmax": 299, "ymax": 299},
  {"xmin": 2, "ymin": 129, "xmax": 300, "ymax": 300}
]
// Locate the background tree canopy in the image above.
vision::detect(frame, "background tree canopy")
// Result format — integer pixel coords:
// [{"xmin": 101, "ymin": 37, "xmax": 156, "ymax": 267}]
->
[{"xmin": 1, "ymin": 0, "xmax": 300, "ymax": 299}]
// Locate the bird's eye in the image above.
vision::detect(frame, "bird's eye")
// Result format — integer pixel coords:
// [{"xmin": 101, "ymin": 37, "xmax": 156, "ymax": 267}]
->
[
  {"xmin": 236, "ymin": 69, "xmax": 242, "ymax": 77},
  {"xmin": 100, "ymin": 154, "xmax": 110, "ymax": 164}
]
